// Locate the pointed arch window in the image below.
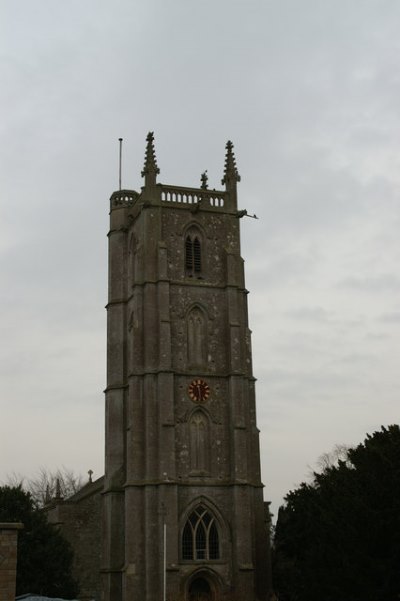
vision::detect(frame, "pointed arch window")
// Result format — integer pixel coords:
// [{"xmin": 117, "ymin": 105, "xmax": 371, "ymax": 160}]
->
[
  {"xmin": 185, "ymin": 232, "xmax": 202, "ymax": 277},
  {"xmin": 182, "ymin": 505, "xmax": 219, "ymax": 560}
]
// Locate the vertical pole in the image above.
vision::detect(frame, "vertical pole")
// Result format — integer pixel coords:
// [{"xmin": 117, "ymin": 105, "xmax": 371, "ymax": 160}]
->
[
  {"xmin": 118, "ymin": 138, "xmax": 123, "ymax": 190},
  {"xmin": 163, "ymin": 520, "xmax": 167, "ymax": 601},
  {"xmin": 160, "ymin": 501, "xmax": 167, "ymax": 601}
]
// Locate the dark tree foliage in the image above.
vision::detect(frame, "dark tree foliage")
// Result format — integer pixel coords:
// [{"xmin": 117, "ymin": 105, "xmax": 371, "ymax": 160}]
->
[
  {"xmin": 0, "ymin": 485, "xmax": 79, "ymax": 599},
  {"xmin": 273, "ymin": 425, "xmax": 400, "ymax": 601}
]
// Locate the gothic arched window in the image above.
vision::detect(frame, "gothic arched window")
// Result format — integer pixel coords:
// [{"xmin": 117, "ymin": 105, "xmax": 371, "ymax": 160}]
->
[
  {"xmin": 185, "ymin": 232, "xmax": 202, "ymax": 277},
  {"xmin": 182, "ymin": 505, "xmax": 219, "ymax": 561}
]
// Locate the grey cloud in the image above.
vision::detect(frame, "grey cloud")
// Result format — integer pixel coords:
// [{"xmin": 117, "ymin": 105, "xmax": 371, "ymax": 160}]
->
[
  {"xmin": 378, "ymin": 311, "xmax": 400, "ymax": 323},
  {"xmin": 338, "ymin": 275, "xmax": 400, "ymax": 292},
  {"xmin": 285, "ymin": 307, "xmax": 334, "ymax": 323},
  {"xmin": 364, "ymin": 332, "xmax": 391, "ymax": 341}
]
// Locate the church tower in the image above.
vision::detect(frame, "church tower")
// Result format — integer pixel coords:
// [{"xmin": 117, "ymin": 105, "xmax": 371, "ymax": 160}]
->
[{"xmin": 103, "ymin": 134, "xmax": 270, "ymax": 601}]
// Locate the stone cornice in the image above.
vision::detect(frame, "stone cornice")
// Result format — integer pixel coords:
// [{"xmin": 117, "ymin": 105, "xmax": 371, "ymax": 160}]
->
[
  {"xmin": 122, "ymin": 480, "xmax": 264, "ymax": 489},
  {"xmin": 105, "ymin": 281, "xmax": 248, "ymax": 309}
]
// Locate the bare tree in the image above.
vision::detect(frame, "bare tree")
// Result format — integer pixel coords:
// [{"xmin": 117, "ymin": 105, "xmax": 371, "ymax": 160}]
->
[
  {"xmin": 29, "ymin": 467, "xmax": 85, "ymax": 505},
  {"xmin": 4, "ymin": 467, "xmax": 85, "ymax": 506},
  {"xmin": 315, "ymin": 443, "xmax": 351, "ymax": 473},
  {"xmin": 3, "ymin": 471, "xmax": 25, "ymax": 488},
  {"xmin": 307, "ymin": 443, "xmax": 351, "ymax": 481}
]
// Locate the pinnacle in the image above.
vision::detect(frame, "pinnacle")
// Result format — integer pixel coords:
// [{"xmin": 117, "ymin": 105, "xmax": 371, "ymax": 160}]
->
[
  {"xmin": 221, "ymin": 140, "xmax": 241, "ymax": 187},
  {"xmin": 200, "ymin": 170, "xmax": 208, "ymax": 190},
  {"xmin": 141, "ymin": 131, "xmax": 160, "ymax": 178}
]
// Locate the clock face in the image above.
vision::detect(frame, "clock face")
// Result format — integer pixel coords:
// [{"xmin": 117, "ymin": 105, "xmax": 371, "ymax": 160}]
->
[{"xmin": 188, "ymin": 379, "xmax": 210, "ymax": 403}]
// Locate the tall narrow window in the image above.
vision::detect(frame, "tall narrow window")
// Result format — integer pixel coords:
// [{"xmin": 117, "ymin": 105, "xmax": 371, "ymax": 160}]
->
[
  {"xmin": 185, "ymin": 230, "xmax": 203, "ymax": 277},
  {"xmin": 182, "ymin": 505, "xmax": 220, "ymax": 560}
]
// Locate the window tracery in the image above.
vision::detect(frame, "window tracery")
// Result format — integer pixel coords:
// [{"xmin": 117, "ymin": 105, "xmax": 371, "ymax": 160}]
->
[{"xmin": 182, "ymin": 505, "xmax": 219, "ymax": 561}]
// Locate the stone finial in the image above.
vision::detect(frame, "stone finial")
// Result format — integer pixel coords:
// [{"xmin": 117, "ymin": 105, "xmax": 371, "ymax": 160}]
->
[
  {"xmin": 141, "ymin": 131, "xmax": 160, "ymax": 187},
  {"xmin": 221, "ymin": 140, "xmax": 241, "ymax": 189},
  {"xmin": 88, "ymin": 469, "xmax": 93, "ymax": 483},
  {"xmin": 200, "ymin": 170, "xmax": 208, "ymax": 190}
]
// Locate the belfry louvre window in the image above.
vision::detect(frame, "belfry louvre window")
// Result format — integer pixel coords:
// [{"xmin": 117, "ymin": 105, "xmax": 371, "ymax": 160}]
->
[
  {"xmin": 185, "ymin": 235, "xmax": 202, "ymax": 276},
  {"xmin": 182, "ymin": 505, "xmax": 219, "ymax": 560}
]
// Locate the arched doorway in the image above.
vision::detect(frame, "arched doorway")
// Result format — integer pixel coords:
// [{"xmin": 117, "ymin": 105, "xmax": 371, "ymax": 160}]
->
[{"xmin": 188, "ymin": 577, "xmax": 212, "ymax": 601}]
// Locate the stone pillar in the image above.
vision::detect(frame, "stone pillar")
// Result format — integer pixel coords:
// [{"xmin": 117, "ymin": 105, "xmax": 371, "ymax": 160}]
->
[{"xmin": 0, "ymin": 523, "xmax": 23, "ymax": 601}]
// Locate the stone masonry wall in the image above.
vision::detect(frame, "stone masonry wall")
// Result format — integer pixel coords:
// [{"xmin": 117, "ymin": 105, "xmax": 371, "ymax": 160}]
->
[{"xmin": 0, "ymin": 523, "xmax": 23, "ymax": 601}]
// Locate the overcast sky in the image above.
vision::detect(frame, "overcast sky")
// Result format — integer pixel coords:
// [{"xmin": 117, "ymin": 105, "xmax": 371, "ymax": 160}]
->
[{"xmin": 1, "ymin": 0, "xmax": 399, "ymax": 517}]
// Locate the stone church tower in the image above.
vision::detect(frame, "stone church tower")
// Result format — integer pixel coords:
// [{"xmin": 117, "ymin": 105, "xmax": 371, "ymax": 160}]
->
[{"xmin": 103, "ymin": 133, "xmax": 270, "ymax": 601}]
